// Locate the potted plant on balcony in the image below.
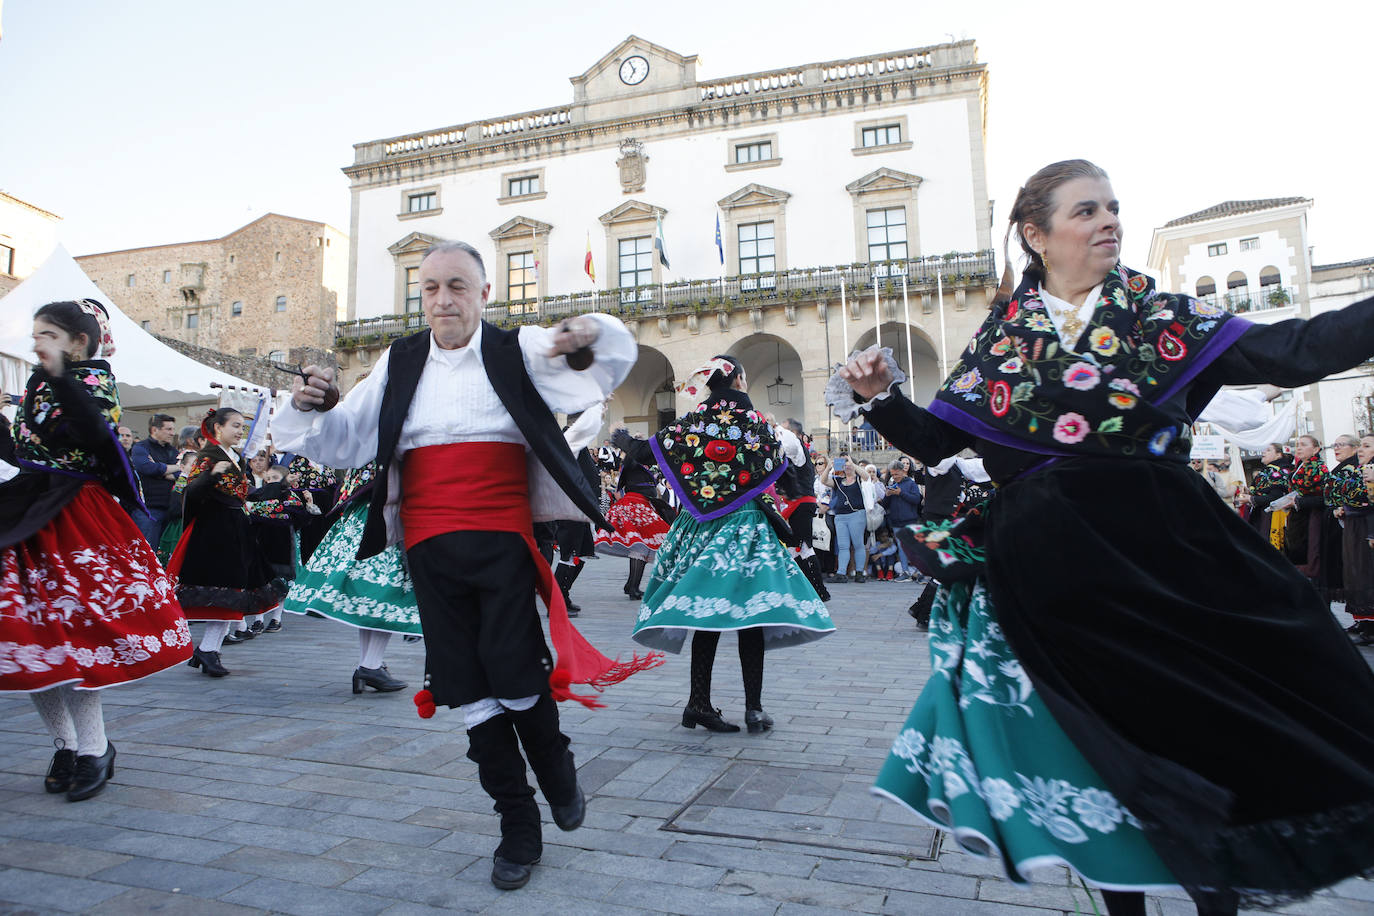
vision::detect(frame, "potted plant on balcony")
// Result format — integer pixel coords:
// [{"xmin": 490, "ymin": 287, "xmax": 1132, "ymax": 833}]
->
[{"xmin": 1266, "ymin": 287, "xmax": 1291, "ymax": 308}]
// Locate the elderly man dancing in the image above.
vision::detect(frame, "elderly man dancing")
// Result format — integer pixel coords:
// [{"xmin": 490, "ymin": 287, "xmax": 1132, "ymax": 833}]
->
[{"xmin": 273, "ymin": 240, "xmax": 654, "ymax": 890}]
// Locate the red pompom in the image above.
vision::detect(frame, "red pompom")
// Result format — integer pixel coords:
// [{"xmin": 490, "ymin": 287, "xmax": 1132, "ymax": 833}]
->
[
  {"xmin": 549, "ymin": 669, "xmax": 571, "ymax": 691},
  {"xmin": 413, "ymin": 689, "xmax": 436, "ymax": 719}
]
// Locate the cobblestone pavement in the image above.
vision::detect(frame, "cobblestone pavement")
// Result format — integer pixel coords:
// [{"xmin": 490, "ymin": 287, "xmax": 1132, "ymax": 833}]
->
[{"xmin": 1, "ymin": 561, "xmax": 1371, "ymax": 915}]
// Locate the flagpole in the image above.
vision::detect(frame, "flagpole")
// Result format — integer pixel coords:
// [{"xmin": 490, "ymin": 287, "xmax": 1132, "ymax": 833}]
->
[
  {"xmin": 873, "ymin": 273, "xmax": 882, "ymax": 350},
  {"xmin": 937, "ymin": 269, "xmax": 949, "ymax": 379},
  {"xmin": 901, "ymin": 273, "xmax": 914, "ymax": 400},
  {"xmin": 531, "ymin": 223, "xmax": 541, "ymax": 318},
  {"xmin": 839, "ymin": 272, "xmax": 850, "ymax": 360}
]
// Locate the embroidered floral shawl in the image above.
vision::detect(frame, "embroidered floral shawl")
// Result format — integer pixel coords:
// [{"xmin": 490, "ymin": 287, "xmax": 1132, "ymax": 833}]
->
[
  {"xmin": 1250, "ymin": 462, "xmax": 1291, "ymax": 501},
  {"xmin": 930, "ymin": 265, "xmax": 1251, "ymax": 460},
  {"xmin": 649, "ymin": 398, "xmax": 786, "ymax": 522}
]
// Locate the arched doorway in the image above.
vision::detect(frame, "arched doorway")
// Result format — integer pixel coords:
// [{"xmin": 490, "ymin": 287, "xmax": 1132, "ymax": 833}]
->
[
  {"xmin": 723, "ymin": 334, "xmax": 805, "ymax": 423},
  {"xmin": 852, "ymin": 321, "xmax": 941, "ymax": 403},
  {"xmin": 609, "ymin": 345, "xmax": 675, "ymax": 438}
]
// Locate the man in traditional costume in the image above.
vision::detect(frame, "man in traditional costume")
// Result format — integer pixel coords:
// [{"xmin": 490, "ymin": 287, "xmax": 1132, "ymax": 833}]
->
[{"xmin": 272, "ymin": 240, "xmax": 657, "ymax": 891}]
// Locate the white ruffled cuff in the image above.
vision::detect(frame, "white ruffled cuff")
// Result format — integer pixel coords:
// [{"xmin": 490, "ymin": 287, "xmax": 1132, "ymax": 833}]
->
[{"xmin": 824, "ymin": 346, "xmax": 907, "ymax": 424}]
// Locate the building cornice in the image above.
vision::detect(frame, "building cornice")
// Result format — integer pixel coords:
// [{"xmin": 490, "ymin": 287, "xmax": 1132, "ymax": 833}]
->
[
  {"xmin": 0, "ymin": 191, "xmax": 61, "ymax": 221},
  {"xmin": 343, "ymin": 46, "xmax": 986, "ymax": 190},
  {"xmin": 1146, "ymin": 200, "xmax": 1313, "ymax": 270}
]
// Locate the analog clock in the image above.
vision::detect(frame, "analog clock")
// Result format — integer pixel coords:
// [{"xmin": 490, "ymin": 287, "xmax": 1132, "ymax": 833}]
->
[{"xmin": 619, "ymin": 55, "xmax": 649, "ymax": 86}]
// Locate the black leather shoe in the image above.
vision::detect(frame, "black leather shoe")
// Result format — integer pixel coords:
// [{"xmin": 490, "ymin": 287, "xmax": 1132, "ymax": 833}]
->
[
  {"xmin": 745, "ymin": 709, "xmax": 774, "ymax": 734},
  {"xmin": 188, "ymin": 648, "xmax": 230, "ymax": 677},
  {"xmin": 67, "ymin": 742, "xmax": 115, "ymax": 802},
  {"xmin": 681, "ymin": 705, "xmax": 740, "ymax": 732},
  {"xmin": 352, "ymin": 665, "xmax": 407, "ymax": 694},
  {"xmin": 491, "ymin": 854, "xmax": 538, "ymax": 890},
  {"xmin": 249, "ymin": 620, "xmax": 265, "ymax": 634},
  {"xmin": 623, "ymin": 584, "xmax": 644, "ymax": 600},
  {"xmin": 263, "ymin": 620, "xmax": 282, "ymax": 633},
  {"xmin": 550, "ymin": 784, "xmax": 585, "ymax": 831},
  {"xmin": 224, "ymin": 629, "xmax": 253, "ymax": 644},
  {"xmin": 44, "ymin": 747, "xmax": 77, "ymax": 794}
]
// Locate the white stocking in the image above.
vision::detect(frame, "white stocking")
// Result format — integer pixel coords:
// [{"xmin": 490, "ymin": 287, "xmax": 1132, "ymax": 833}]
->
[
  {"xmin": 65, "ymin": 688, "xmax": 107, "ymax": 757},
  {"xmin": 30, "ymin": 686, "xmax": 77, "ymax": 749},
  {"xmin": 200, "ymin": 621, "xmax": 231, "ymax": 651},
  {"xmin": 357, "ymin": 630, "xmax": 390, "ymax": 669}
]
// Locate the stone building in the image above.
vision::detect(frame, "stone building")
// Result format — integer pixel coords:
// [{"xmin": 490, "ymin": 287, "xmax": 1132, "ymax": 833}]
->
[
  {"xmin": 334, "ymin": 36, "xmax": 998, "ymax": 452},
  {"xmin": 1148, "ymin": 198, "xmax": 1373, "ymax": 443},
  {"xmin": 77, "ymin": 214, "xmax": 349, "ymax": 363},
  {"xmin": 0, "ymin": 190, "xmax": 62, "ymax": 296}
]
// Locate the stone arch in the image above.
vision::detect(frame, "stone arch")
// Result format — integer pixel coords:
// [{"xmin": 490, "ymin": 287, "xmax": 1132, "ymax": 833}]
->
[
  {"xmin": 608, "ymin": 344, "xmax": 675, "ymax": 438},
  {"xmin": 1195, "ymin": 275, "xmax": 1216, "ymax": 298},
  {"xmin": 722, "ymin": 333, "xmax": 806, "ymax": 424},
  {"xmin": 852, "ymin": 321, "xmax": 942, "ymax": 404}
]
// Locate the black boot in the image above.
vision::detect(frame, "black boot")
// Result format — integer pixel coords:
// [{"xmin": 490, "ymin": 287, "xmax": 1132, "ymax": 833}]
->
[
  {"xmin": 467, "ymin": 716, "xmax": 542, "ymax": 890},
  {"xmin": 44, "ymin": 745, "xmax": 77, "ymax": 794},
  {"xmin": 683, "ymin": 631, "xmax": 739, "ymax": 732},
  {"xmin": 67, "ymin": 742, "xmax": 115, "ymax": 802},
  {"xmin": 554, "ymin": 563, "xmax": 582, "ymax": 617},
  {"xmin": 909, "ymin": 580, "xmax": 936, "ymax": 630},
  {"xmin": 800, "ymin": 555, "xmax": 831, "ymax": 602},
  {"xmin": 352, "ymin": 665, "xmax": 407, "ymax": 693},
  {"xmin": 624, "ymin": 558, "xmax": 646, "ymax": 599},
  {"xmin": 188, "ymin": 647, "xmax": 230, "ymax": 677},
  {"xmin": 508, "ymin": 694, "xmax": 585, "ymax": 832}
]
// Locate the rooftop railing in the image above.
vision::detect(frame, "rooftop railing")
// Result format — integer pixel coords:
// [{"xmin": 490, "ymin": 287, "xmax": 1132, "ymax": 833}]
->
[{"xmin": 336, "ymin": 251, "xmax": 996, "ymax": 348}]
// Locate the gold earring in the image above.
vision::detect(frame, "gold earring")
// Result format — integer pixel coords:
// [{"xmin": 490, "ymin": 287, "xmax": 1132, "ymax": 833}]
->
[{"xmin": 1039, "ymin": 250, "xmax": 1051, "ymax": 275}]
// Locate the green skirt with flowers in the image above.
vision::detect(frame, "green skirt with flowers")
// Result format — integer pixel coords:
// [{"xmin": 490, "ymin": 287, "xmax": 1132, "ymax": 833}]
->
[
  {"xmin": 631, "ymin": 505, "xmax": 834, "ymax": 654},
  {"xmin": 283, "ymin": 502, "xmax": 421, "ymax": 634},
  {"xmin": 872, "ymin": 579, "xmax": 1176, "ymax": 891}
]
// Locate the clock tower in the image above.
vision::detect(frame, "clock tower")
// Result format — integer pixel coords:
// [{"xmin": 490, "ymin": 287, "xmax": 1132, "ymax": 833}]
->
[{"xmin": 569, "ymin": 36, "xmax": 699, "ymax": 124}]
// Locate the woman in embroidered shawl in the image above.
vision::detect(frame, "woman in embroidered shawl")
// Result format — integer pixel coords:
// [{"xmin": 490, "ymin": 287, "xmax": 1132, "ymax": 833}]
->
[
  {"xmin": 168, "ymin": 408, "xmax": 289, "ymax": 677},
  {"xmin": 1329, "ymin": 435, "xmax": 1374, "ymax": 645},
  {"xmin": 284, "ymin": 461, "xmax": 417, "ymax": 692},
  {"xmin": 626, "ymin": 356, "xmax": 835, "ymax": 734},
  {"xmin": 0, "ymin": 300, "xmax": 191, "ymax": 802},
  {"xmin": 835, "ymin": 160, "xmax": 1374, "ymax": 916},
  {"xmin": 1244, "ymin": 442, "xmax": 1292, "ymax": 550}
]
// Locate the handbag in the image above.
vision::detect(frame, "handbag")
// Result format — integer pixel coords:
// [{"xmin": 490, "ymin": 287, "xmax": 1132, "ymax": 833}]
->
[
  {"xmin": 811, "ymin": 515, "xmax": 831, "ymax": 550},
  {"xmin": 865, "ymin": 505, "xmax": 887, "ymax": 533}
]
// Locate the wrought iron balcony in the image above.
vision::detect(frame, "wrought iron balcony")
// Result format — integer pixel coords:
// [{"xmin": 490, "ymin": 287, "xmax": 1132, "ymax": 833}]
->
[
  {"xmin": 1220, "ymin": 285, "xmax": 1296, "ymax": 314},
  {"xmin": 334, "ymin": 251, "xmax": 996, "ymax": 350}
]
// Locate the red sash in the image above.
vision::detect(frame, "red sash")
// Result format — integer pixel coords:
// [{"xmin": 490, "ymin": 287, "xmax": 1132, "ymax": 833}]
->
[{"xmin": 401, "ymin": 442, "xmax": 661, "ymax": 709}]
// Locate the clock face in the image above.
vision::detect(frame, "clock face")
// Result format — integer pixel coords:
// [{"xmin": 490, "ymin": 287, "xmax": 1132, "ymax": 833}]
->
[{"xmin": 619, "ymin": 55, "xmax": 649, "ymax": 86}]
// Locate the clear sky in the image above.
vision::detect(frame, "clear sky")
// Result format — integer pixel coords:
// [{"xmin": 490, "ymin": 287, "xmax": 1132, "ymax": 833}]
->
[{"xmin": 3, "ymin": 0, "xmax": 1370, "ymax": 273}]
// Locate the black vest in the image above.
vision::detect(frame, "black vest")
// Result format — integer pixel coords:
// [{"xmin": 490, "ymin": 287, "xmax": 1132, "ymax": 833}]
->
[{"xmin": 357, "ymin": 324, "xmax": 611, "ymax": 559}]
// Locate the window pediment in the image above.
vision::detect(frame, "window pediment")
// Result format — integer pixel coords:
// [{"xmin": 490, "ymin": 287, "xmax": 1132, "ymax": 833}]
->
[
  {"xmin": 388, "ymin": 231, "xmax": 445, "ymax": 257},
  {"xmin": 846, "ymin": 167, "xmax": 923, "ymax": 197},
  {"xmin": 718, "ymin": 183, "xmax": 791, "ymax": 212},
  {"xmin": 490, "ymin": 216, "xmax": 553, "ymax": 242},
  {"xmin": 599, "ymin": 200, "xmax": 666, "ymax": 226}
]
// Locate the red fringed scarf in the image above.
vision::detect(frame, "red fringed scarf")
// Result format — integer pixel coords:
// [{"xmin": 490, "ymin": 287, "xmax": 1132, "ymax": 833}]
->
[{"xmin": 401, "ymin": 442, "xmax": 662, "ymax": 712}]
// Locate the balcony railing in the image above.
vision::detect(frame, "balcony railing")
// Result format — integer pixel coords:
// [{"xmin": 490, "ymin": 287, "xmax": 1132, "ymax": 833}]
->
[
  {"xmin": 335, "ymin": 252, "xmax": 997, "ymax": 348},
  {"xmin": 1221, "ymin": 285, "xmax": 1297, "ymax": 314}
]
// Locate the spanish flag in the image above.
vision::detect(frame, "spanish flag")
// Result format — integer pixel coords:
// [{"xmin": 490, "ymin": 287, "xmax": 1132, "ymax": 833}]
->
[{"xmin": 584, "ymin": 232, "xmax": 596, "ymax": 284}]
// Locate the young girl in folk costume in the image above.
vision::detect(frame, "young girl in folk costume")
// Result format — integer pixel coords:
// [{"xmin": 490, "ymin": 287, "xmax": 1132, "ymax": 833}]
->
[
  {"xmin": 837, "ymin": 160, "xmax": 1374, "ymax": 916},
  {"xmin": 595, "ymin": 435, "xmax": 672, "ymax": 599},
  {"xmin": 169, "ymin": 408, "xmax": 289, "ymax": 677},
  {"xmin": 243, "ymin": 462, "xmax": 314, "ymax": 636},
  {"xmin": 626, "ymin": 356, "xmax": 835, "ymax": 733},
  {"xmin": 0, "ymin": 299, "xmax": 191, "ymax": 801},
  {"xmin": 284, "ymin": 461, "xmax": 418, "ymax": 693}
]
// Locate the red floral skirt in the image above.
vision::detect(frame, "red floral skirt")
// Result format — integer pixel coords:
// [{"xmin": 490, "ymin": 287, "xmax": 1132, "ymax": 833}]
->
[
  {"xmin": 594, "ymin": 492, "xmax": 670, "ymax": 560},
  {"xmin": 0, "ymin": 482, "xmax": 192, "ymax": 692}
]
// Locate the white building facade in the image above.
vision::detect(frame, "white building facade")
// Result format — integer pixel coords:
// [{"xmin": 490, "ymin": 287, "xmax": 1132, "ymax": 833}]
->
[
  {"xmin": 338, "ymin": 36, "xmax": 999, "ymax": 449},
  {"xmin": 1148, "ymin": 199, "xmax": 1374, "ymax": 448}
]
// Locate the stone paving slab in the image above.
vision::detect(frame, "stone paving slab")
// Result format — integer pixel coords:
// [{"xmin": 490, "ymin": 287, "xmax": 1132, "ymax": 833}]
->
[{"xmin": 2, "ymin": 562, "xmax": 1373, "ymax": 915}]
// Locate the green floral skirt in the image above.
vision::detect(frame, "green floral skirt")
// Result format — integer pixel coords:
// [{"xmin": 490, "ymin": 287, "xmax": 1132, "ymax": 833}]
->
[
  {"xmin": 283, "ymin": 502, "xmax": 421, "ymax": 634},
  {"xmin": 632, "ymin": 505, "xmax": 835, "ymax": 654},
  {"xmin": 872, "ymin": 579, "xmax": 1177, "ymax": 891}
]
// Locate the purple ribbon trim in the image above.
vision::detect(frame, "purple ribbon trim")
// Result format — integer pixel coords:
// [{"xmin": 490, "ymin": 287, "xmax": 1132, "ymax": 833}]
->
[
  {"xmin": 648, "ymin": 433, "xmax": 788, "ymax": 523},
  {"xmin": 1155, "ymin": 315, "xmax": 1253, "ymax": 405}
]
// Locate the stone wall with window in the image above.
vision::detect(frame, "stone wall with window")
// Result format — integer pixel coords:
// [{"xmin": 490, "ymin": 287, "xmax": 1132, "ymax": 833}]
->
[{"xmin": 78, "ymin": 214, "xmax": 349, "ymax": 360}]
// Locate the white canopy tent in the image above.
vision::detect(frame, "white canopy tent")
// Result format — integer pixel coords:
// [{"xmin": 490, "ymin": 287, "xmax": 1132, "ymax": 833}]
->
[{"xmin": 0, "ymin": 246, "xmax": 264, "ymax": 416}]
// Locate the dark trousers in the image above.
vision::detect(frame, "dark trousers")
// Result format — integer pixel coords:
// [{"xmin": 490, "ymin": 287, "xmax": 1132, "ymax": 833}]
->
[{"xmin": 407, "ymin": 531, "xmax": 553, "ymax": 706}]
